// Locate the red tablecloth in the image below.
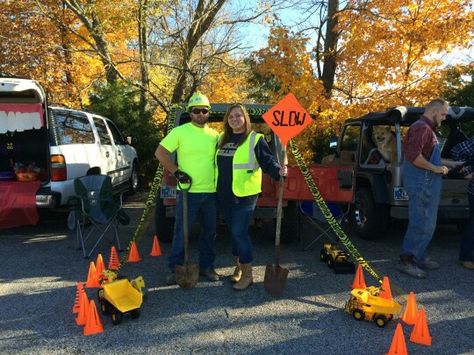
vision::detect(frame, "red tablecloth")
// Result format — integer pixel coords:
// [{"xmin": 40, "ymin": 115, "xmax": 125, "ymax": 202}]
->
[{"xmin": 0, "ymin": 180, "xmax": 40, "ymax": 230}]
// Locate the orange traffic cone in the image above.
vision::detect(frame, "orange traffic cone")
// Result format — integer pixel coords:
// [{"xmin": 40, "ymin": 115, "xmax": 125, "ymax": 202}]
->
[
  {"xmin": 379, "ymin": 276, "xmax": 393, "ymax": 300},
  {"xmin": 108, "ymin": 245, "xmax": 120, "ymax": 270},
  {"xmin": 75, "ymin": 291, "xmax": 89, "ymax": 326},
  {"xmin": 72, "ymin": 282, "xmax": 84, "ymax": 314},
  {"xmin": 85, "ymin": 261, "xmax": 101, "ymax": 288},
  {"xmin": 150, "ymin": 235, "xmax": 163, "ymax": 257},
  {"xmin": 410, "ymin": 308, "xmax": 432, "ymax": 346},
  {"xmin": 401, "ymin": 291, "xmax": 419, "ymax": 325},
  {"xmin": 386, "ymin": 323, "xmax": 408, "ymax": 355},
  {"xmin": 95, "ymin": 254, "xmax": 105, "ymax": 280},
  {"xmin": 127, "ymin": 241, "xmax": 142, "ymax": 262},
  {"xmin": 83, "ymin": 300, "xmax": 104, "ymax": 335},
  {"xmin": 351, "ymin": 264, "xmax": 367, "ymax": 289}
]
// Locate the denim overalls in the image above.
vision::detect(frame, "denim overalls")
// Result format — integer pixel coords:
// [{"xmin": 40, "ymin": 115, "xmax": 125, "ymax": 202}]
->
[{"xmin": 401, "ymin": 121, "xmax": 442, "ymax": 261}]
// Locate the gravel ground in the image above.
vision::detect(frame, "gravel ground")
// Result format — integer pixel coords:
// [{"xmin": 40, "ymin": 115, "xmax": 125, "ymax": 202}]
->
[{"xmin": 0, "ymin": 192, "xmax": 473, "ymax": 355}]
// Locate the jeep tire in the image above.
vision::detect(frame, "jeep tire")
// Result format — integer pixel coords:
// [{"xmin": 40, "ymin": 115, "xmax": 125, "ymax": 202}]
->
[
  {"xmin": 351, "ymin": 187, "xmax": 388, "ymax": 240},
  {"xmin": 155, "ymin": 194, "xmax": 174, "ymax": 243}
]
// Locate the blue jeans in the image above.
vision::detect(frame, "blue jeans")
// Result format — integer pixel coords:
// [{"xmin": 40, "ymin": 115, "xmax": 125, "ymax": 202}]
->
[
  {"xmin": 168, "ymin": 192, "xmax": 217, "ymax": 270},
  {"xmin": 220, "ymin": 200, "xmax": 256, "ymax": 264},
  {"xmin": 401, "ymin": 158, "xmax": 441, "ymax": 261},
  {"xmin": 460, "ymin": 194, "xmax": 474, "ymax": 262}
]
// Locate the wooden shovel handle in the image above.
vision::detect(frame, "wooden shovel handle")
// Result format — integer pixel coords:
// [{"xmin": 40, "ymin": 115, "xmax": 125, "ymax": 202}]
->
[{"xmin": 274, "ymin": 145, "xmax": 286, "ymax": 266}]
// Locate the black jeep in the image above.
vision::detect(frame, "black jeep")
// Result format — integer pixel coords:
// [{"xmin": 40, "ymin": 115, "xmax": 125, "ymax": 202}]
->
[{"xmin": 324, "ymin": 106, "xmax": 473, "ymax": 239}]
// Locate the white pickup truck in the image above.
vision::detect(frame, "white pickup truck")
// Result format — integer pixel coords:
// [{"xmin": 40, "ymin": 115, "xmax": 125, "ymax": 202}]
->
[{"xmin": 0, "ymin": 77, "xmax": 138, "ymax": 209}]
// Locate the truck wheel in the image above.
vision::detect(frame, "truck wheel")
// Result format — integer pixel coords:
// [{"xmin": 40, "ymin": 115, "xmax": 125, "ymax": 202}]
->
[
  {"xmin": 128, "ymin": 162, "xmax": 139, "ymax": 194},
  {"xmin": 130, "ymin": 309, "xmax": 140, "ymax": 319},
  {"xmin": 281, "ymin": 201, "xmax": 298, "ymax": 243},
  {"xmin": 352, "ymin": 187, "xmax": 388, "ymax": 240},
  {"xmin": 155, "ymin": 193, "xmax": 174, "ymax": 243},
  {"xmin": 320, "ymin": 250, "xmax": 327, "ymax": 262},
  {"xmin": 100, "ymin": 300, "xmax": 110, "ymax": 315},
  {"xmin": 374, "ymin": 315, "xmax": 388, "ymax": 328},
  {"xmin": 111, "ymin": 309, "xmax": 123, "ymax": 325},
  {"xmin": 327, "ymin": 257, "xmax": 334, "ymax": 268},
  {"xmin": 352, "ymin": 309, "xmax": 364, "ymax": 321}
]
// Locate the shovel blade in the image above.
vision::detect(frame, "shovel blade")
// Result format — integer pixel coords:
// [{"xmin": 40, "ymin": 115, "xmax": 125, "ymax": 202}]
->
[
  {"xmin": 264, "ymin": 264, "xmax": 289, "ymax": 297},
  {"xmin": 175, "ymin": 263, "xmax": 199, "ymax": 289}
]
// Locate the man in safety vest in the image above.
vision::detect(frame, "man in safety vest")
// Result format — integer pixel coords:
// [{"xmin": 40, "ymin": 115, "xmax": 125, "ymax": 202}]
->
[{"xmin": 155, "ymin": 92, "xmax": 220, "ymax": 285}]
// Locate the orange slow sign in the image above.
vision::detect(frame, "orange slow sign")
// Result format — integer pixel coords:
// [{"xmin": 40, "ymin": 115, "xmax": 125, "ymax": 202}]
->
[{"xmin": 261, "ymin": 93, "xmax": 312, "ymax": 146}]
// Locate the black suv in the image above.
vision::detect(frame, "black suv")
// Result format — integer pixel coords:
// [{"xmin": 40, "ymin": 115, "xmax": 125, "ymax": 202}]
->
[{"xmin": 324, "ymin": 106, "xmax": 473, "ymax": 239}]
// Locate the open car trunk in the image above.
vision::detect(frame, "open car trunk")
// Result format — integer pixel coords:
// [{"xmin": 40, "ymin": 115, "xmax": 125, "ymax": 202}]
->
[{"xmin": 0, "ymin": 78, "xmax": 50, "ymax": 229}]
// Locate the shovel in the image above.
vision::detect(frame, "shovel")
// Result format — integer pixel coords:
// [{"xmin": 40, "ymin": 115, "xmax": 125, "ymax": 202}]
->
[
  {"xmin": 264, "ymin": 145, "xmax": 289, "ymax": 297},
  {"xmin": 175, "ymin": 181, "xmax": 199, "ymax": 289}
]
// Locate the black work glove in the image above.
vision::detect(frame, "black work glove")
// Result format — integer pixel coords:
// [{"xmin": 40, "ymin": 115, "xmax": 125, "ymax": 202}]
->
[{"xmin": 174, "ymin": 169, "xmax": 192, "ymax": 184}]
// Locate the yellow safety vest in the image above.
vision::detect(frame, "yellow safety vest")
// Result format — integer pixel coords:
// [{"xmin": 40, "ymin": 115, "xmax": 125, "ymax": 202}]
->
[{"xmin": 216, "ymin": 131, "xmax": 263, "ymax": 197}]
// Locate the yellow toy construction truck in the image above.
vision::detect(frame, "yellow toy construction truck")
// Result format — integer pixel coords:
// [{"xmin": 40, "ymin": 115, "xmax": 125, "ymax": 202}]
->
[
  {"xmin": 320, "ymin": 243, "xmax": 355, "ymax": 274},
  {"xmin": 98, "ymin": 271, "xmax": 145, "ymax": 325},
  {"xmin": 345, "ymin": 286, "xmax": 401, "ymax": 327}
]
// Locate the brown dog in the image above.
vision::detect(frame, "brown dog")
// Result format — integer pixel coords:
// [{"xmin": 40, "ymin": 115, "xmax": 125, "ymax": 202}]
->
[{"xmin": 372, "ymin": 125, "xmax": 397, "ymax": 163}]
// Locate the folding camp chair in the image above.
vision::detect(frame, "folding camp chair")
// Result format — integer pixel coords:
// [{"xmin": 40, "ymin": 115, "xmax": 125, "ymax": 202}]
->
[
  {"xmin": 298, "ymin": 200, "xmax": 347, "ymax": 251},
  {"xmin": 72, "ymin": 174, "xmax": 128, "ymax": 258}
]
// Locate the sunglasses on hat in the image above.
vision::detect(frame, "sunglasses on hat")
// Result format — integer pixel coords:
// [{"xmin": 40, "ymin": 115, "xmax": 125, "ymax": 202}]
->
[{"xmin": 190, "ymin": 108, "xmax": 209, "ymax": 115}]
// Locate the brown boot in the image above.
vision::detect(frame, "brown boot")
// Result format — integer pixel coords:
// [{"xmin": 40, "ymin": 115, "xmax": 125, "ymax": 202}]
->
[
  {"xmin": 230, "ymin": 256, "xmax": 242, "ymax": 283},
  {"xmin": 233, "ymin": 264, "xmax": 253, "ymax": 291}
]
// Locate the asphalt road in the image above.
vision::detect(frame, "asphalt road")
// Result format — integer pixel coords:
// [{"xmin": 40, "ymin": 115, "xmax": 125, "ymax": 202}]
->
[{"xmin": 0, "ymin": 192, "xmax": 473, "ymax": 355}]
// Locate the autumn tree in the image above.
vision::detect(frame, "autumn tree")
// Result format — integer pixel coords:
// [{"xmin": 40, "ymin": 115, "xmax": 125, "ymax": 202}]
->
[
  {"xmin": 443, "ymin": 63, "xmax": 474, "ymax": 106},
  {"xmin": 249, "ymin": 0, "xmax": 473, "ymax": 161}
]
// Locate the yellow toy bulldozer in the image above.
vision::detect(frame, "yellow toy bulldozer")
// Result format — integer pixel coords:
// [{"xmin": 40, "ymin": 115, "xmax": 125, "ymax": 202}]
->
[
  {"xmin": 345, "ymin": 286, "xmax": 401, "ymax": 327},
  {"xmin": 320, "ymin": 243, "xmax": 355, "ymax": 274}
]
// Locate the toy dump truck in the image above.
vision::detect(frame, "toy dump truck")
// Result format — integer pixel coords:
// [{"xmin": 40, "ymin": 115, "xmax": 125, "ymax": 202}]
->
[
  {"xmin": 319, "ymin": 243, "xmax": 355, "ymax": 274},
  {"xmin": 98, "ymin": 275, "xmax": 145, "ymax": 325},
  {"xmin": 345, "ymin": 286, "xmax": 401, "ymax": 327}
]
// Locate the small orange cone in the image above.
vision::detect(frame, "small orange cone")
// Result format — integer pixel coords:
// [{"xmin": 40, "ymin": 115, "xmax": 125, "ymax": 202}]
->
[
  {"xmin": 386, "ymin": 323, "xmax": 408, "ymax": 355},
  {"xmin": 108, "ymin": 246, "xmax": 120, "ymax": 270},
  {"xmin": 401, "ymin": 291, "xmax": 419, "ymax": 325},
  {"xmin": 75, "ymin": 291, "xmax": 89, "ymax": 326},
  {"xmin": 351, "ymin": 264, "xmax": 367, "ymax": 289},
  {"xmin": 95, "ymin": 254, "xmax": 105, "ymax": 280},
  {"xmin": 127, "ymin": 241, "xmax": 142, "ymax": 262},
  {"xmin": 85, "ymin": 261, "xmax": 101, "ymax": 288},
  {"xmin": 72, "ymin": 282, "xmax": 84, "ymax": 313},
  {"xmin": 150, "ymin": 235, "xmax": 163, "ymax": 257},
  {"xmin": 410, "ymin": 308, "xmax": 432, "ymax": 346},
  {"xmin": 83, "ymin": 300, "xmax": 104, "ymax": 335},
  {"xmin": 379, "ymin": 276, "xmax": 393, "ymax": 300}
]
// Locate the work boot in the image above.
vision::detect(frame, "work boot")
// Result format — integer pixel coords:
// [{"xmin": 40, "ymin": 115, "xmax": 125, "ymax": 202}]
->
[
  {"xmin": 230, "ymin": 256, "xmax": 242, "ymax": 283},
  {"xmin": 199, "ymin": 268, "xmax": 220, "ymax": 282},
  {"xmin": 461, "ymin": 261, "xmax": 474, "ymax": 270},
  {"xmin": 166, "ymin": 272, "xmax": 176, "ymax": 286},
  {"xmin": 233, "ymin": 264, "xmax": 253, "ymax": 291},
  {"xmin": 396, "ymin": 256, "xmax": 426, "ymax": 279},
  {"xmin": 414, "ymin": 257, "xmax": 440, "ymax": 270}
]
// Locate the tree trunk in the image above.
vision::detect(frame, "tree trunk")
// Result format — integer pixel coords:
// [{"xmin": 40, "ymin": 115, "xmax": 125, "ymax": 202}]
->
[
  {"xmin": 170, "ymin": 0, "xmax": 226, "ymax": 104},
  {"xmin": 138, "ymin": 0, "xmax": 150, "ymax": 119},
  {"xmin": 321, "ymin": 0, "xmax": 339, "ymax": 98}
]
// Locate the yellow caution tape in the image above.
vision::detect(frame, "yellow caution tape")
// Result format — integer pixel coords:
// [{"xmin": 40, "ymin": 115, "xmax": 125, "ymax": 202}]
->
[
  {"xmin": 289, "ymin": 139, "xmax": 382, "ymax": 282},
  {"xmin": 117, "ymin": 105, "xmax": 181, "ymax": 270}
]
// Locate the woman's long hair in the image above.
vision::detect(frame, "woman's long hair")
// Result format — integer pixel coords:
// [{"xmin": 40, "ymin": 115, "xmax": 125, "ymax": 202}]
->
[{"xmin": 218, "ymin": 104, "xmax": 252, "ymax": 149}]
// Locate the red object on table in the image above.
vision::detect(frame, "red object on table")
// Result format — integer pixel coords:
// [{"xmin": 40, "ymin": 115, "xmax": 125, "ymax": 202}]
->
[{"xmin": 0, "ymin": 180, "xmax": 41, "ymax": 230}]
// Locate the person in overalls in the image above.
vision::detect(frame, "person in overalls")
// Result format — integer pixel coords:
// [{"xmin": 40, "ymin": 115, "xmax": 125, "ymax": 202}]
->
[{"xmin": 397, "ymin": 99, "xmax": 462, "ymax": 278}]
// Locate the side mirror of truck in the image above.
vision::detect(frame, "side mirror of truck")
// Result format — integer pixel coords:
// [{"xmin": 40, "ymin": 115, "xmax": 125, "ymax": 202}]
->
[
  {"xmin": 126, "ymin": 136, "xmax": 137, "ymax": 145},
  {"xmin": 329, "ymin": 137, "xmax": 338, "ymax": 150}
]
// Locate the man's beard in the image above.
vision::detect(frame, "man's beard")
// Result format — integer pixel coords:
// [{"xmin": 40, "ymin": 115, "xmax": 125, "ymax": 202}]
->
[{"xmin": 192, "ymin": 116, "xmax": 208, "ymax": 125}]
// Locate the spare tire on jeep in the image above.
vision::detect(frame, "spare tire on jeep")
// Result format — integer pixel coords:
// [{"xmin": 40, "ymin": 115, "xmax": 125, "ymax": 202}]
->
[{"xmin": 351, "ymin": 187, "xmax": 389, "ymax": 240}]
